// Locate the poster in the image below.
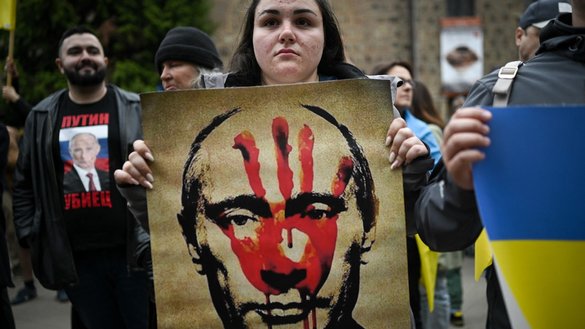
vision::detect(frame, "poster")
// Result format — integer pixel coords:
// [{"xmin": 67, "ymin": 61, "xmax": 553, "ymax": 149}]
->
[
  {"xmin": 141, "ymin": 79, "xmax": 410, "ymax": 328},
  {"xmin": 440, "ymin": 17, "xmax": 483, "ymax": 94},
  {"xmin": 473, "ymin": 105, "xmax": 585, "ymax": 329}
]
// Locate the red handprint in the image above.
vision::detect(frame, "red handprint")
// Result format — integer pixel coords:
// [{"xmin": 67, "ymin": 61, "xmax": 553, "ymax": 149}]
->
[{"xmin": 219, "ymin": 117, "xmax": 353, "ymax": 328}]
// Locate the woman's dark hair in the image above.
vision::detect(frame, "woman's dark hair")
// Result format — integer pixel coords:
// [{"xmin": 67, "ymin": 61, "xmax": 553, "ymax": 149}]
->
[
  {"xmin": 229, "ymin": 0, "xmax": 349, "ymax": 85},
  {"xmin": 411, "ymin": 80, "xmax": 444, "ymax": 129},
  {"xmin": 370, "ymin": 61, "xmax": 414, "ymax": 77}
]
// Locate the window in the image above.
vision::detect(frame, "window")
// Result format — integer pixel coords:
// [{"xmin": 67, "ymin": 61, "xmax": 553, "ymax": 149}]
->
[{"xmin": 446, "ymin": 0, "xmax": 475, "ymax": 17}]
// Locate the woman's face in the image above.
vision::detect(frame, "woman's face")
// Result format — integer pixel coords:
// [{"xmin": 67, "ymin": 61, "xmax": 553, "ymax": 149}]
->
[
  {"xmin": 160, "ymin": 60, "xmax": 200, "ymax": 91},
  {"xmin": 253, "ymin": 0, "xmax": 325, "ymax": 85}
]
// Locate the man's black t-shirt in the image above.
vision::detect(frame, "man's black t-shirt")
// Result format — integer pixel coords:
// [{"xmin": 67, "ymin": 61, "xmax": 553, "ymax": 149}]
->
[{"xmin": 56, "ymin": 87, "xmax": 126, "ymax": 252}]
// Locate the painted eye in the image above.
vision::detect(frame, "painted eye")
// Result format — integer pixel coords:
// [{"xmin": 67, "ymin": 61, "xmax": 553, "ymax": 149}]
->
[
  {"xmin": 224, "ymin": 209, "xmax": 259, "ymax": 226},
  {"xmin": 231, "ymin": 214, "xmax": 257, "ymax": 226},
  {"xmin": 304, "ymin": 203, "xmax": 333, "ymax": 220},
  {"xmin": 223, "ymin": 209, "xmax": 262, "ymax": 240}
]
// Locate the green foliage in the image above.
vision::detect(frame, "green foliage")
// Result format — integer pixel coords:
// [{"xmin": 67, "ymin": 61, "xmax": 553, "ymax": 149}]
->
[
  {"xmin": 0, "ymin": 0, "xmax": 215, "ymax": 105},
  {"xmin": 110, "ymin": 60, "xmax": 159, "ymax": 93}
]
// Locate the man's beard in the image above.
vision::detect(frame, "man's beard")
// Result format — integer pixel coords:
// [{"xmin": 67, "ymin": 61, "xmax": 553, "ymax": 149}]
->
[{"xmin": 64, "ymin": 64, "xmax": 107, "ymax": 87}]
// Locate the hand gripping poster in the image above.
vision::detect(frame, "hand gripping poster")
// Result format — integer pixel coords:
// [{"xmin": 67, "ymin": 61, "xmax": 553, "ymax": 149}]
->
[{"xmin": 141, "ymin": 79, "xmax": 410, "ymax": 328}]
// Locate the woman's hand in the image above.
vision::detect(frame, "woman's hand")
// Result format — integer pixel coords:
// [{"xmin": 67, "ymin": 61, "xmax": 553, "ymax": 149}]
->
[
  {"xmin": 385, "ymin": 117, "xmax": 429, "ymax": 169},
  {"xmin": 114, "ymin": 140, "xmax": 155, "ymax": 189}
]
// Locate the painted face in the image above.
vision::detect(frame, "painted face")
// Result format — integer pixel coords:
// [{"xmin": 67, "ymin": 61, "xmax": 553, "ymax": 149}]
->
[
  {"xmin": 191, "ymin": 112, "xmax": 366, "ymax": 328},
  {"xmin": 69, "ymin": 133, "xmax": 100, "ymax": 170},
  {"xmin": 253, "ymin": 0, "xmax": 325, "ymax": 85},
  {"xmin": 160, "ymin": 60, "xmax": 200, "ymax": 91},
  {"xmin": 387, "ymin": 65, "xmax": 414, "ymax": 111},
  {"xmin": 57, "ymin": 33, "xmax": 108, "ymax": 87}
]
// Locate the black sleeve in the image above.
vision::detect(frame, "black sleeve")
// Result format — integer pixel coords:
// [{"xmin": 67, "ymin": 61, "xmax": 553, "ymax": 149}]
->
[
  {"xmin": 0, "ymin": 124, "xmax": 14, "ymax": 287},
  {"xmin": 412, "ymin": 72, "xmax": 498, "ymax": 251},
  {"xmin": 414, "ymin": 160, "xmax": 483, "ymax": 251},
  {"xmin": 0, "ymin": 124, "xmax": 8, "ymax": 226},
  {"xmin": 402, "ymin": 155, "xmax": 434, "ymax": 236},
  {"xmin": 11, "ymin": 98, "xmax": 33, "ymax": 123},
  {"xmin": 6, "ymin": 77, "xmax": 32, "ymax": 127},
  {"xmin": 12, "ymin": 116, "xmax": 35, "ymax": 246},
  {"xmin": 118, "ymin": 185, "xmax": 149, "ymax": 233}
]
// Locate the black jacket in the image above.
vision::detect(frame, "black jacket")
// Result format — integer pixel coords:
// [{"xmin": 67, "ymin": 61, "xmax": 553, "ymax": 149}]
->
[
  {"xmin": 12, "ymin": 85, "xmax": 150, "ymax": 290},
  {"xmin": 0, "ymin": 124, "xmax": 13, "ymax": 289},
  {"xmin": 415, "ymin": 13, "xmax": 585, "ymax": 329}
]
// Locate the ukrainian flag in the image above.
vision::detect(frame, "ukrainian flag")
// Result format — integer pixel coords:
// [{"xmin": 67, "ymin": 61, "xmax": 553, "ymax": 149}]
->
[{"xmin": 473, "ymin": 105, "xmax": 585, "ymax": 329}]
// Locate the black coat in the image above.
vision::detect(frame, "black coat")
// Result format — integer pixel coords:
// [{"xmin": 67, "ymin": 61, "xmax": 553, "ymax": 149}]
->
[{"xmin": 0, "ymin": 123, "xmax": 13, "ymax": 288}]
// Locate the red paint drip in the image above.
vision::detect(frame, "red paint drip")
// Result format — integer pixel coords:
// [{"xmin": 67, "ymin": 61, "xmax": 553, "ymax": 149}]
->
[
  {"xmin": 331, "ymin": 156, "xmax": 354, "ymax": 197},
  {"xmin": 311, "ymin": 305, "xmax": 317, "ymax": 329},
  {"xmin": 265, "ymin": 294, "xmax": 272, "ymax": 329},
  {"xmin": 302, "ymin": 292, "xmax": 310, "ymax": 329},
  {"xmin": 298, "ymin": 125, "xmax": 314, "ymax": 192},
  {"xmin": 272, "ymin": 117, "xmax": 294, "ymax": 199},
  {"xmin": 233, "ymin": 131, "xmax": 266, "ymax": 198},
  {"xmin": 287, "ymin": 228, "xmax": 293, "ymax": 248}
]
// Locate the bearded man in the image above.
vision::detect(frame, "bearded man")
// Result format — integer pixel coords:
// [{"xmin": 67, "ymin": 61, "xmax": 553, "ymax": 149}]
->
[{"xmin": 12, "ymin": 26, "xmax": 151, "ymax": 329}]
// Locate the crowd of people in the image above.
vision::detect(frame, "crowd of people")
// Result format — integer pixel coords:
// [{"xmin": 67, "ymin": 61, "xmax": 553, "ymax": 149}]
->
[{"xmin": 1, "ymin": 0, "xmax": 583, "ymax": 328}]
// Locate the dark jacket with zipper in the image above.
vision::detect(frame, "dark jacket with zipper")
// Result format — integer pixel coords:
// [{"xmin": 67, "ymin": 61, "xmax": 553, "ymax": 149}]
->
[{"xmin": 12, "ymin": 85, "xmax": 150, "ymax": 290}]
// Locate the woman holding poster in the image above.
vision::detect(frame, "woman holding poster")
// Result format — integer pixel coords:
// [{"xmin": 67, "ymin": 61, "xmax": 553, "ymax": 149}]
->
[{"xmin": 116, "ymin": 0, "xmax": 433, "ymax": 328}]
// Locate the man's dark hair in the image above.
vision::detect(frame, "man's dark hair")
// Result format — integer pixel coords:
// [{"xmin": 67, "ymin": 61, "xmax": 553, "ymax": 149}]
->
[
  {"xmin": 57, "ymin": 25, "xmax": 99, "ymax": 56},
  {"xmin": 178, "ymin": 105, "xmax": 378, "ymax": 260}
]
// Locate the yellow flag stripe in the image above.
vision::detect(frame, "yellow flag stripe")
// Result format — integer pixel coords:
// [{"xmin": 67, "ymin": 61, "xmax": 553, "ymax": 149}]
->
[
  {"xmin": 416, "ymin": 234, "xmax": 440, "ymax": 312},
  {"xmin": 0, "ymin": 0, "xmax": 16, "ymax": 30},
  {"xmin": 492, "ymin": 240, "xmax": 585, "ymax": 329},
  {"xmin": 474, "ymin": 229, "xmax": 493, "ymax": 281}
]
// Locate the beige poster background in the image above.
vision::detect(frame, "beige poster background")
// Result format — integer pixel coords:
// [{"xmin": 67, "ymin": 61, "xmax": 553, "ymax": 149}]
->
[{"xmin": 141, "ymin": 79, "xmax": 410, "ymax": 328}]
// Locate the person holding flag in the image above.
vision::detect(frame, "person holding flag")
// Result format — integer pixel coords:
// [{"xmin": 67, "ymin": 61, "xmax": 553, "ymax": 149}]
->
[
  {"xmin": 1, "ymin": 0, "xmax": 17, "ymax": 84},
  {"xmin": 415, "ymin": 0, "xmax": 584, "ymax": 328}
]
